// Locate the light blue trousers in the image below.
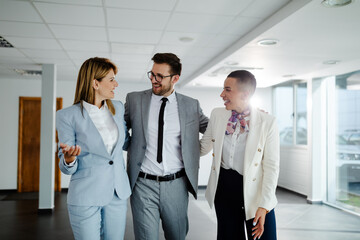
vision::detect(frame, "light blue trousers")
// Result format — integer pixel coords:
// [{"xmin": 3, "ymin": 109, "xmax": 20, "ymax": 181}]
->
[{"xmin": 67, "ymin": 192, "xmax": 127, "ymax": 240}]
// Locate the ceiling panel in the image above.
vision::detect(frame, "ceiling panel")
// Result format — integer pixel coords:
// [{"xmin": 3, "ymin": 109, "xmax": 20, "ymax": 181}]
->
[
  {"xmin": 111, "ymin": 53, "xmax": 152, "ymax": 63},
  {"xmin": 34, "ymin": 2, "xmax": 105, "ymax": 26},
  {"xmin": 67, "ymin": 51, "xmax": 110, "ymax": 61},
  {"xmin": 0, "ymin": 22, "xmax": 53, "ymax": 38},
  {"xmin": 5, "ymin": 36, "xmax": 62, "ymax": 50},
  {"xmin": 105, "ymin": 0, "xmax": 176, "ymax": 11},
  {"xmin": 111, "ymin": 43, "xmax": 154, "ymax": 55},
  {"xmin": 221, "ymin": 16, "xmax": 263, "ymax": 36},
  {"xmin": 21, "ymin": 49, "xmax": 68, "ymax": 59},
  {"xmin": 0, "ymin": 1, "xmax": 42, "ymax": 22},
  {"xmin": 35, "ymin": 0, "xmax": 102, "ymax": 6},
  {"xmin": 60, "ymin": 39, "xmax": 109, "ymax": 52},
  {"xmin": 0, "ymin": 56, "xmax": 34, "ymax": 64},
  {"xmin": 49, "ymin": 25, "xmax": 107, "ymax": 41},
  {"xmin": 175, "ymin": 0, "xmax": 253, "ymax": 16},
  {"xmin": 109, "ymin": 28, "xmax": 162, "ymax": 44},
  {"xmin": 0, "ymin": 48, "xmax": 26, "ymax": 57},
  {"xmin": 241, "ymin": 0, "xmax": 290, "ymax": 18},
  {"xmin": 107, "ymin": 9, "xmax": 170, "ymax": 30},
  {"xmin": 32, "ymin": 58, "xmax": 73, "ymax": 66},
  {"xmin": 166, "ymin": 13, "xmax": 234, "ymax": 34}
]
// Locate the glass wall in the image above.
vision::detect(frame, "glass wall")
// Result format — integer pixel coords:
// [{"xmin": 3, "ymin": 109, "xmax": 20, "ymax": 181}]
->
[
  {"xmin": 274, "ymin": 81, "xmax": 307, "ymax": 146},
  {"xmin": 329, "ymin": 70, "xmax": 360, "ymax": 213}
]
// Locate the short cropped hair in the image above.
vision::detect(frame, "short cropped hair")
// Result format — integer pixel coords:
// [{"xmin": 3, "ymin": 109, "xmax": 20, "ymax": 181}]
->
[
  {"xmin": 152, "ymin": 53, "xmax": 182, "ymax": 76},
  {"xmin": 227, "ymin": 70, "xmax": 256, "ymax": 95}
]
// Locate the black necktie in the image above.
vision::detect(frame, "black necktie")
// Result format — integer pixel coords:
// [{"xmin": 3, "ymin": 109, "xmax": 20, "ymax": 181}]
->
[{"xmin": 157, "ymin": 98, "xmax": 168, "ymax": 163}]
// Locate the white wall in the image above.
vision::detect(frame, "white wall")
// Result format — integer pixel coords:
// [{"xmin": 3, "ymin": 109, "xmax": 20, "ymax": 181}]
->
[
  {"xmin": 278, "ymin": 146, "xmax": 310, "ymax": 195},
  {"xmin": 0, "ymin": 76, "xmax": 273, "ymax": 189}
]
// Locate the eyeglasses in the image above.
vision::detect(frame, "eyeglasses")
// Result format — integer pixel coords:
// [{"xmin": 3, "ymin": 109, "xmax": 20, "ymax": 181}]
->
[{"xmin": 147, "ymin": 71, "xmax": 176, "ymax": 83}]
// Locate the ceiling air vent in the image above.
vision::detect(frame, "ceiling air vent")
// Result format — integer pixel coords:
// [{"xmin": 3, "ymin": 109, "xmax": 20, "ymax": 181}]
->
[
  {"xmin": 0, "ymin": 36, "xmax": 14, "ymax": 48},
  {"xmin": 14, "ymin": 69, "xmax": 42, "ymax": 76}
]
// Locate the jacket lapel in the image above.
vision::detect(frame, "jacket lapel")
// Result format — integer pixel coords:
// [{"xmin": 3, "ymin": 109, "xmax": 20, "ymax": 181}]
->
[
  {"xmin": 81, "ymin": 105, "xmax": 111, "ymax": 159},
  {"xmin": 243, "ymin": 108, "xmax": 262, "ymax": 173},
  {"xmin": 175, "ymin": 93, "xmax": 186, "ymax": 149},
  {"xmin": 141, "ymin": 90, "xmax": 152, "ymax": 144},
  {"xmin": 110, "ymin": 107, "xmax": 122, "ymax": 156},
  {"xmin": 214, "ymin": 109, "xmax": 231, "ymax": 169}
]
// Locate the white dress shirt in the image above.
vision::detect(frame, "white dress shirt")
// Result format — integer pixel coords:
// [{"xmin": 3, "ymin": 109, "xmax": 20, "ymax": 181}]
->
[
  {"xmin": 65, "ymin": 101, "xmax": 118, "ymax": 166},
  {"xmin": 221, "ymin": 117, "xmax": 250, "ymax": 175},
  {"xmin": 141, "ymin": 91, "xmax": 184, "ymax": 176}
]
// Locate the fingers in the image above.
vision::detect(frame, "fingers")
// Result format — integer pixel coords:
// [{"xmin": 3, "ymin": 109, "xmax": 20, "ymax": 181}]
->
[{"xmin": 60, "ymin": 144, "xmax": 81, "ymax": 157}]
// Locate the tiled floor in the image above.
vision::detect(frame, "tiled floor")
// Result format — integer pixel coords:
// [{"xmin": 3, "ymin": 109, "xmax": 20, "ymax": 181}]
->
[{"xmin": 1, "ymin": 188, "xmax": 360, "ymax": 240}]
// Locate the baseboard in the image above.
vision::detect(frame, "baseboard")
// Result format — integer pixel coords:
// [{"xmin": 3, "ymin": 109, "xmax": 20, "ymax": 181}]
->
[{"xmin": 38, "ymin": 208, "xmax": 54, "ymax": 214}]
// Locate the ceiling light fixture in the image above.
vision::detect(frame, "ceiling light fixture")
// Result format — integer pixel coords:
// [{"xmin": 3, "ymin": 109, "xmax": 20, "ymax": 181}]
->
[
  {"xmin": 179, "ymin": 37, "xmax": 194, "ymax": 43},
  {"xmin": 323, "ymin": 60, "xmax": 340, "ymax": 65},
  {"xmin": 0, "ymin": 36, "xmax": 14, "ymax": 48},
  {"xmin": 282, "ymin": 74, "xmax": 295, "ymax": 78},
  {"xmin": 225, "ymin": 61, "xmax": 238, "ymax": 66},
  {"xmin": 257, "ymin": 39, "xmax": 279, "ymax": 46},
  {"xmin": 321, "ymin": 0, "xmax": 352, "ymax": 7},
  {"xmin": 14, "ymin": 69, "xmax": 42, "ymax": 76}
]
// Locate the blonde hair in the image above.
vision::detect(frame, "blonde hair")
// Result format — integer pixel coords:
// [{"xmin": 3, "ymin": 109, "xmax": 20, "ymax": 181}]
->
[{"xmin": 74, "ymin": 57, "xmax": 118, "ymax": 115}]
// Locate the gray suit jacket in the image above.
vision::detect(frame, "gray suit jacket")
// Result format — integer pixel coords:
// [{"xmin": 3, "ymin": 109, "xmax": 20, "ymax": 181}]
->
[{"xmin": 124, "ymin": 89, "xmax": 209, "ymax": 198}]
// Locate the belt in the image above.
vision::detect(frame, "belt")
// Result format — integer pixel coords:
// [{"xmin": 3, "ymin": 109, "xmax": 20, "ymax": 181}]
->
[{"xmin": 139, "ymin": 169, "xmax": 186, "ymax": 182}]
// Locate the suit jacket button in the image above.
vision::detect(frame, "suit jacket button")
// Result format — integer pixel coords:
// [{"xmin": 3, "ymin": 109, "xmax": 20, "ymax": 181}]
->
[
  {"xmin": 212, "ymin": 139, "xmax": 215, "ymax": 142},
  {"xmin": 253, "ymin": 178, "xmax": 256, "ymax": 181},
  {"xmin": 255, "ymin": 163, "xmax": 258, "ymax": 167},
  {"xmin": 142, "ymin": 146, "xmax": 146, "ymax": 150},
  {"xmin": 212, "ymin": 167, "xmax": 215, "ymax": 170},
  {"xmin": 258, "ymin": 148, "xmax": 261, "ymax": 152},
  {"xmin": 109, "ymin": 160, "xmax": 114, "ymax": 165},
  {"xmin": 137, "ymin": 162, "xmax": 142, "ymax": 167},
  {"xmin": 212, "ymin": 153, "xmax": 215, "ymax": 157}
]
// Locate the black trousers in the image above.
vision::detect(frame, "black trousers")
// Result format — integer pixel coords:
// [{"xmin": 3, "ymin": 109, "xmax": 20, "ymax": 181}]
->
[{"xmin": 214, "ymin": 168, "xmax": 277, "ymax": 240}]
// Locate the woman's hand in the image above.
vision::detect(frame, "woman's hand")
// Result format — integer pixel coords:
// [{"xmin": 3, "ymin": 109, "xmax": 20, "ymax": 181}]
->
[
  {"xmin": 252, "ymin": 207, "xmax": 268, "ymax": 240},
  {"xmin": 59, "ymin": 143, "xmax": 81, "ymax": 164}
]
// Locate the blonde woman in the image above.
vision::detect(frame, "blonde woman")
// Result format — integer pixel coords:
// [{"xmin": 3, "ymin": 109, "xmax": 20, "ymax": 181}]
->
[
  {"xmin": 200, "ymin": 70, "xmax": 280, "ymax": 240},
  {"xmin": 56, "ymin": 57, "xmax": 131, "ymax": 240}
]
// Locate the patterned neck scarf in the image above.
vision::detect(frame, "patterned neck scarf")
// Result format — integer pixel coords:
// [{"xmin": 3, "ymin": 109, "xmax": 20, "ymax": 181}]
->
[{"xmin": 225, "ymin": 109, "xmax": 250, "ymax": 135}]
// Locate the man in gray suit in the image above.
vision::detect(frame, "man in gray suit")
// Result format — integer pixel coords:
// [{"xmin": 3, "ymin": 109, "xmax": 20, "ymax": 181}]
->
[{"xmin": 124, "ymin": 53, "xmax": 208, "ymax": 240}]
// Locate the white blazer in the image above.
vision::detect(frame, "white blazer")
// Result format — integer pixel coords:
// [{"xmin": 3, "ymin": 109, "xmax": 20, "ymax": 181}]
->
[{"xmin": 200, "ymin": 107, "xmax": 280, "ymax": 220}]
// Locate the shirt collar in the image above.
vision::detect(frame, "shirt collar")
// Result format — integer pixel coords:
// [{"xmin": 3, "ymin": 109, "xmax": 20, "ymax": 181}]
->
[
  {"xmin": 151, "ymin": 90, "xmax": 176, "ymax": 104},
  {"xmin": 83, "ymin": 100, "xmax": 108, "ymax": 114}
]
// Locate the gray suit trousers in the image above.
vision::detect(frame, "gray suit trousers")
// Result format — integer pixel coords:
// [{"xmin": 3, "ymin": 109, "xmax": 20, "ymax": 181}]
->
[{"xmin": 130, "ymin": 176, "xmax": 189, "ymax": 240}]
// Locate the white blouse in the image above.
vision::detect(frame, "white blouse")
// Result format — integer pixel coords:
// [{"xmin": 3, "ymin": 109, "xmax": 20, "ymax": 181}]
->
[
  {"xmin": 65, "ymin": 101, "xmax": 118, "ymax": 166},
  {"xmin": 221, "ymin": 118, "xmax": 249, "ymax": 175}
]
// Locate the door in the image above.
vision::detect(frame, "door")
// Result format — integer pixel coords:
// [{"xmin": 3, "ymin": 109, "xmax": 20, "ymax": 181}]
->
[{"xmin": 17, "ymin": 97, "xmax": 63, "ymax": 192}]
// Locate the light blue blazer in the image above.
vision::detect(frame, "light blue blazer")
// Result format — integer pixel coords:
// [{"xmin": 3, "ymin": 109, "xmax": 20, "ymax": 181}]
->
[{"xmin": 56, "ymin": 100, "xmax": 131, "ymax": 206}]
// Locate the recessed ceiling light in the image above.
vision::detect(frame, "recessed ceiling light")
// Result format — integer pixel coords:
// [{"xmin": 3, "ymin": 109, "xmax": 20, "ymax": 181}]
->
[
  {"xmin": 323, "ymin": 60, "xmax": 340, "ymax": 65},
  {"xmin": 179, "ymin": 37, "xmax": 194, "ymax": 43},
  {"xmin": 257, "ymin": 39, "xmax": 279, "ymax": 46},
  {"xmin": 282, "ymin": 74, "xmax": 295, "ymax": 78},
  {"xmin": 321, "ymin": 0, "xmax": 352, "ymax": 7},
  {"xmin": 225, "ymin": 61, "xmax": 238, "ymax": 66}
]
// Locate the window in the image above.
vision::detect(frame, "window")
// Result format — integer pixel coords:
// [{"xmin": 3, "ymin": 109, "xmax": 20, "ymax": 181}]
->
[
  {"xmin": 328, "ymin": 70, "xmax": 360, "ymax": 214},
  {"xmin": 274, "ymin": 81, "xmax": 307, "ymax": 146}
]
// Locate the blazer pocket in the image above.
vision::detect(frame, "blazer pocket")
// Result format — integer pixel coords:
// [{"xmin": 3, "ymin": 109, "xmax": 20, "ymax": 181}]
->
[{"xmin": 71, "ymin": 168, "xmax": 91, "ymax": 181}]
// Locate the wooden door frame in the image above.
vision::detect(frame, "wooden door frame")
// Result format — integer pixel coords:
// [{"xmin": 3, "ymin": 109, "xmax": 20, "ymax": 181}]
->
[{"xmin": 17, "ymin": 97, "xmax": 63, "ymax": 192}]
